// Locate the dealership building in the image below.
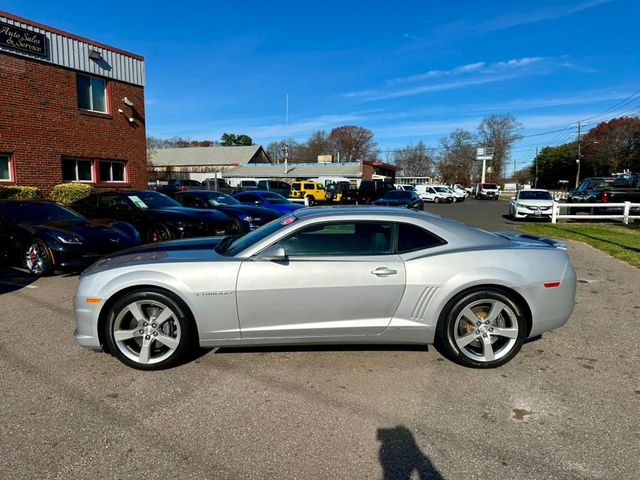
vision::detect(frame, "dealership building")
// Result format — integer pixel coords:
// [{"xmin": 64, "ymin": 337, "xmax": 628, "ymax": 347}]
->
[{"xmin": 0, "ymin": 11, "xmax": 147, "ymax": 195}]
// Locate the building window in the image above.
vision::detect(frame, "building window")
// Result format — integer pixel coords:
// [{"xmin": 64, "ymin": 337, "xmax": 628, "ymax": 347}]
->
[
  {"xmin": 0, "ymin": 154, "xmax": 12, "ymax": 182},
  {"xmin": 99, "ymin": 160, "xmax": 126, "ymax": 182},
  {"xmin": 62, "ymin": 158, "xmax": 94, "ymax": 182},
  {"xmin": 77, "ymin": 74, "xmax": 107, "ymax": 113}
]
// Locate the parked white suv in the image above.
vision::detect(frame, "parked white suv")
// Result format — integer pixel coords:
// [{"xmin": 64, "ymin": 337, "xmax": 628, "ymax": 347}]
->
[{"xmin": 474, "ymin": 183, "xmax": 500, "ymax": 200}]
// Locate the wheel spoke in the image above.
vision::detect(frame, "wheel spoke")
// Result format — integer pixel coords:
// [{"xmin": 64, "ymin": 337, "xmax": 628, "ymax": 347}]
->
[
  {"xmin": 127, "ymin": 302, "xmax": 146, "ymax": 323},
  {"xmin": 491, "ymin": 327, "xmax": 518, "ymax": 339},
  {"xmin": 155, "ymin": 334, "xmax": 178, "ymax": 350},
  {"xmin": 153, "ymin": 308, "xmax": 174, "ymax": 327},
  {"xmin": 114, "ymin": 328, "xmax": 142, "ymax": 342},
  {"xmin": 486, "ymin": 301, "xmax": 506, "ymax": 322},
  {"xmin": 461, "ymin": 307, "xmax": 478, "ymax": 324},
  {"xmin": 481, "ymin": 336, "xmax": 495, "ymax": 361},
  {"xmin": 456, "ymin": 332, "xmax": 478, "ymax": 348},
  {"xmin": 139, "ymin": 337, "xmax": 152, "ymax": 364}
]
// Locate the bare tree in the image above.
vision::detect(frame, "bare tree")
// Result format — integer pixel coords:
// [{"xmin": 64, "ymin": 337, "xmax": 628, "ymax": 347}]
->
[
  {"xmin": 393, "ymin": 142, "xmax": 435, "ymax": 177},
  {"xmin": 437, "ymin": 129, "xmax": 477, "ymax": 184},
  {"xmin": 329, "ymin": 125, "xmax": 377, "ymax": 162},
  {"xmin": 297, "ymin": 130, "xmax": 335, "ymax": 163},
  {"xmin": 266, "ymin": 138, "xmax": 302, "ymax": 163},
  {"xmin": 477, "ymin": 114, "xmax": 522, "ymax": 181}
]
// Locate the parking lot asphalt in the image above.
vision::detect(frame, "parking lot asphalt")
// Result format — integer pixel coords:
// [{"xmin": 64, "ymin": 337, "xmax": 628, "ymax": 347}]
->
[{"xmin": 1, "ymin": 199, "xmax": 639, "ymax": 479}]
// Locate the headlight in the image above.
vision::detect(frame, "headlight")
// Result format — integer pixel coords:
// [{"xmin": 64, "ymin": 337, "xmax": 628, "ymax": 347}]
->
[{"xmin": 56, "ymin": 234, "xmax": 83, "ymax": 244}]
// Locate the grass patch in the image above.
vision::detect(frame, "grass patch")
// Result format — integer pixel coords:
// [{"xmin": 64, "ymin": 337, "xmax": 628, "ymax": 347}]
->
[{"xmin": 518, "ymin": 222, "xmax": 640, "ymax": 269}]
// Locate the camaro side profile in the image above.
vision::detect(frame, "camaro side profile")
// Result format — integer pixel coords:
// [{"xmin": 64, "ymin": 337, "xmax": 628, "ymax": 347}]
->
[{"xmin": 74, "ymin": 207, "xmax": 576, "ymax": 370}]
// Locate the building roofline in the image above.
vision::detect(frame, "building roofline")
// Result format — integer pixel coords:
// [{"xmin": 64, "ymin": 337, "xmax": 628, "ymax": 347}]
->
[{"xmin": 0, "ymin": 10, "xmax": 144, "ymax": 61}]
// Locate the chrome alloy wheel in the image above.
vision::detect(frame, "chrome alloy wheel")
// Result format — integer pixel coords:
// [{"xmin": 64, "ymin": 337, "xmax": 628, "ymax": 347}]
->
[
  {"xmin": 25, "ymin": 242, "xmax": 46, "ymax": 274},
  {"xmin": 453, "ymin": 299, "xmax": 519, "ymax": 362},
  {"xmin": 113, "ymin": 300, "xmax": 181, "ymax": 365}
]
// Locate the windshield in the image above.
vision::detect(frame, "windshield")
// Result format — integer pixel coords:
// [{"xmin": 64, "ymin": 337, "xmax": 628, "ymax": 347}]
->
[
  {"xmin": 240, "ymin": 180, "xmax": 257, "ymax": 187},
  {"xmin": 481, "ymin": 184, "xmax": 499, "ymax": 189},
  {"xmin": 0, "ymin": 202, "xmax": 85, "ymax": 224},
  {"xmin": 434, "ymin": 187, "xmax": 449, "ymax": 193},
  {"xmin": 219, "ymin": 215, "xmax": 295, "ymax": 256},
  {"xmin": 127, "ymin": 191, "xmax": 182, "ymax": 209},
  {"xmin": 261, "ymin": 192, "xmax": 289, "ymax": 204},
  {"xmin": 202, "ymin": 192, "xmax": 240, "ymax": 206},
  {"xmin": 519, "ymin": 190, "xmax": 552, "ymax": 200}
]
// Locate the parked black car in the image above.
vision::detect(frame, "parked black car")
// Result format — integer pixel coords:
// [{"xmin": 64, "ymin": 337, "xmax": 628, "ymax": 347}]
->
[
  {"xmin": 567, "ymin": 175, "xmax": 640, "ymax": 214},
  {"xmin": 201, "ymin": 178, "xmax": 235, "ymax": 194},
  {"xmin": 71, "ymin": 191, "xmax": 239, "ymax": 243},
  {"xmin": 325, "ymin": 181, "xmax": 354, "ymax": 204},
  {"xmin": 257, "ymin": 180, "xmax": 291, "ymax": 197},
  {"xmin": 173, "ymin": 190, "xmax": 281, "ymax": 232},
  {"xmin": 373, "ymin": 190, "xmax": 424, "ymax": 209},
  {"xmin": 156, "ymin": 179, "xmax": 203, "ymax": 196},
  {"xmin": 0, "ymin": 200, "xmax": 140, "ymax": 276},
  {"xmin": 357, "ymin": 180, "xmax": 395, "ymax": 204}
]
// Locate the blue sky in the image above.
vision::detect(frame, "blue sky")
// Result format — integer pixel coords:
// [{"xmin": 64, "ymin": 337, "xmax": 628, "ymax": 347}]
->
[{"xmin": 3, "ymin": 0, "xmax": 640, "ymax": 172}]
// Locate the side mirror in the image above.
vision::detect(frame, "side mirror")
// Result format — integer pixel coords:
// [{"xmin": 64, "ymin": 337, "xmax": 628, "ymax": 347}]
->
[{"xmin": 255, "ymin": 244, "xmax": 287, "ymax": 261}]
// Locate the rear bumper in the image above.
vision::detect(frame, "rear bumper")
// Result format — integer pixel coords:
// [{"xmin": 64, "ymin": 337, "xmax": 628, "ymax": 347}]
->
[{"xmin": 525, "ymin": 262, "xmax": 577, "ymax": 337}]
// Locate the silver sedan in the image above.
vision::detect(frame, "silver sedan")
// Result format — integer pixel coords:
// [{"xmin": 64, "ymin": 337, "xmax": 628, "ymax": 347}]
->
[{"xmin": 74, "ymin": 207, "xmax": 576, "ymax": 370}]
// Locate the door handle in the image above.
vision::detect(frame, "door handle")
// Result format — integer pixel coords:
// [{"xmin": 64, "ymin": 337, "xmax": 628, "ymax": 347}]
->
[{"xmin": 371, "ymin": 267, "xmax": 397, "ymax": 277}]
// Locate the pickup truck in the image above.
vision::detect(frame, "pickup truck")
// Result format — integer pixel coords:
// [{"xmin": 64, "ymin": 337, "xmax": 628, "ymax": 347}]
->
[{"xmin": 567, "ymin": 175, "xmax": 640, "ymax": 213}]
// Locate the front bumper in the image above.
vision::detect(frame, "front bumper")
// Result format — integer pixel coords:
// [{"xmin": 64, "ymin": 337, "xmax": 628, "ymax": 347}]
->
[
  {"xmin": 513, "ymin": 207, "xmax": 552, "ymax": 219},
  {"xmin": 73, "ymin": 294, "xmax": 102, "ymax": 349}
]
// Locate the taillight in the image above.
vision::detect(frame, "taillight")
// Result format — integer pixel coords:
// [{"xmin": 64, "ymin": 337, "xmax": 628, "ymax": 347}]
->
[{"xmin": 602, "ymin": 191, "xmax": 609, "ymax": 202}]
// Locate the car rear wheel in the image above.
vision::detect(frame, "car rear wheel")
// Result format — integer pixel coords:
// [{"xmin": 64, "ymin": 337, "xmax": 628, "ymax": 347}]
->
[
  {"xmin": 434, "ymin": 197, "xmax": 440, "ymax": 204},
  {"xmin": 24, "ymin": 239, "xmax": 54, "ymax": 276},
  {"xmin": 105, "ymin": 290, "xmax": 195, "ymax": 370},
  {"xmin": 306, "ymin": 195, "xmax": 316, "ymax": 206},
  {"xmin": 436, "ymin": 289, "xmax": 527, "ymax": 368},
  {"xmin": 147, "ymin": 224, "xmax": 172, "ymax": 243}
]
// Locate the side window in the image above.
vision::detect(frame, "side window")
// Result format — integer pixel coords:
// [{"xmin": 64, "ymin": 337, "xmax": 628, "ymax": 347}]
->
[
  {"xmin": 97, "ymin": 194, "xmax": 128, "ymax": 209},
  {"xmin": 303, "ymin": 183, "xmax": 313, "ymax": 190},
  {"xmin": 178, "ymin": 194, "xmax": 199, "ymax": 207},
  {"xmin": 278, "ymin": 222, "xmax": 393, "ymax": 256},
  {"xmin": 258, "ymin": 180, "xmax": 267, "ymax": 188},
  {"xmin": 397, "ymin": 223, "xmax": 444, "ymax": 253},
  {"xmin": 241, "ymin": 194, "xmax": 259, "ymax": 202}
]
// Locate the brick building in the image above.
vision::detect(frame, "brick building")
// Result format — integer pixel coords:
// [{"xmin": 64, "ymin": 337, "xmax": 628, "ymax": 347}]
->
[{"xmin": 0, "ymin": 11, "xmax": 147, "ymax": 195}]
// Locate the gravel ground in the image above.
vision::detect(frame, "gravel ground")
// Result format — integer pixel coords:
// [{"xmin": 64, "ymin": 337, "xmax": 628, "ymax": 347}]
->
[{"xmin": 0, "ymin": 199, "xmax": 638, "ymax": 479}]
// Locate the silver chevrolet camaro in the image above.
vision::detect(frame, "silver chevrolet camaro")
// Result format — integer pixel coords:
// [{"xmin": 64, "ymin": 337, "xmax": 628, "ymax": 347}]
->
[{"xmin": 74, "ymin": 207, "xmax": 576, "ymax": 370}]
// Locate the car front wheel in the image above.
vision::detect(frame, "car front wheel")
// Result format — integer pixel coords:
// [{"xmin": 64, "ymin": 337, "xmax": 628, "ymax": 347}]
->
[
  {"xmin": 435, "ymin": 289, "xmax": 527, "ymax": 368},
  {"xmin": 147, "ymin": 224, "xmax": 172, "ymax": 243},
  {"xmin": 24, "ymin": 239, "xmax": 54, "ymax": 276},
  {"xmin": 105, "ymin": 290, "xmax": 195, "ymax": 370}
]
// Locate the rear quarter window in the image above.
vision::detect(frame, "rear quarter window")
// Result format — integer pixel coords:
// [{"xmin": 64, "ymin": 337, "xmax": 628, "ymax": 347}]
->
[{"xmin": 397, "ymin": 223, "xmax": 445, "ymax": 253}]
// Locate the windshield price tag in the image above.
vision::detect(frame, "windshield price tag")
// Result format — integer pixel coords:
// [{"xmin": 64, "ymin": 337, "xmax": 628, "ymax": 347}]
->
[{"xmin": 128, "ymin": 195, "xmax": 148, "ymax": 209}]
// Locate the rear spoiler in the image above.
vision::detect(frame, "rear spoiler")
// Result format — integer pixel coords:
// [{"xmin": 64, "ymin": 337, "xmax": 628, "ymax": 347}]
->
[{"xmin": 495, "ymin": 231, "xmax": 567, "ymax": 250}]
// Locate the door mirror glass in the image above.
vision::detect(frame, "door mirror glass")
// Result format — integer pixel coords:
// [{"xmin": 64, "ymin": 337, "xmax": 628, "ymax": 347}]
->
[{"xmin": 255, "ymin": 244, "xmax": 287, "ymax": 261}]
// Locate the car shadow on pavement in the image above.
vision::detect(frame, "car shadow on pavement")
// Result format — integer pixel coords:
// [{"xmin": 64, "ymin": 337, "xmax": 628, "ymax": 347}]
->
[
  {"xmin": 0, "ymin": 268, "xmax": 38, "ymax": 295},
  {"xmin": 377, "ymin": 425, "xmax": 443, "ymax": 480}
]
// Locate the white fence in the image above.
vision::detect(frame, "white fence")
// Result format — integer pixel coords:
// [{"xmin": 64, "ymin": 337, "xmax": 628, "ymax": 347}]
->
[{"xmin": 551, "ymin": 202, "xmax": 640, "ymax": 224}]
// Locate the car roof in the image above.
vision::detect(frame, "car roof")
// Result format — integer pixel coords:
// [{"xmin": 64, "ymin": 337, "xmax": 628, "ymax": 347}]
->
[
  {"xmin": 519, "ymin": 188, "xmax": 550, "ymax": 192},
  {"xmin": 0, "ymin": 199, "xmax": 56, "ymax": 204}
]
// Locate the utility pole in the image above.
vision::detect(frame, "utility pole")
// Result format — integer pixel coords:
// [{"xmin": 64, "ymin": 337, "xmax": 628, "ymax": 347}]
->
[
  {"xmin": 284, "ymin": 94, "xmax": 289, "ymax": 178},
  {"xmin": 575, "ymin": 122, "xmax": 581, "ymax": 188},
  {"xmin": 534, "ymin": 147, "xmax": 539, "ymax": 188}
]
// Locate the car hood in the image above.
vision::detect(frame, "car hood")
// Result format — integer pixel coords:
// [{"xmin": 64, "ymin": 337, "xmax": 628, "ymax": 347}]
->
[
  {"xmin": 82, "ymin": 237, "xmax": 228, "ymax": 276},
  {"xmin": 147, "ymin": 207, "xmax": 230, "ymax": 222},
  {"xmin": 270, "ymin": 203, "xmax": 303, "ymax": 213},
  {"xmin": 217, "ymin": 205, "xmax": 280, "ymax": 219},
  {"xmin": 514, "ymin": 199, "xmax": 553, "ymax": 207},
  {"xmin": 374, "ymin": 199, "xmax": 410, "ymax": 206}
]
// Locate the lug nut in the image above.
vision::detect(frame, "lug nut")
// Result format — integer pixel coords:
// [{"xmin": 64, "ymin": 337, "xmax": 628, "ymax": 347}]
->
[
  {"xmin": 138, "ymin": 329, "xmax": 144, "ymax": 334},
  {"xmin": 145, "ymin": 335, "xmax": 150, "ymax": 340},
  {"xmin": 476, "ymin": 321, "xmax": 481, "ymax": 326},
  {"xmin": 489, "ymin": 327, "xmax": 494, "ymax": 332},
  {"xmin": 153, "ymin": 332, "xmax": 158, "ymax": 336},
  {"xmin": 143, "ymin": 322, "xmax": 148, "ymax": 327},
  {"xmin": 152, "ymin": 323, "xmax": 157, "ymax": 328}
]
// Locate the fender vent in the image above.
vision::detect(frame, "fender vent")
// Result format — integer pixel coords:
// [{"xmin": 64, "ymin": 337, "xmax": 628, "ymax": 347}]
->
[{"xmin": 410, "ymin": 286, "xmax": 438, "ymax": 321}]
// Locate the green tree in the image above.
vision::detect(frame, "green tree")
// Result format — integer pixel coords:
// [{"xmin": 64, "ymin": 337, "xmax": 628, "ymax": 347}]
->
[
  {"xmin": 221, "ymin": 133, "xmax": 253, "ymax": 146},
  {"xmin": 532, "ymin": 142, "xmax": 578, "ymax": 189}
]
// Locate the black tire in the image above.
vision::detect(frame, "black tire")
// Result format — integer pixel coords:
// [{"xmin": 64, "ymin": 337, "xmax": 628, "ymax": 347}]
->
[
  {"xmin": 104, "ymin": 289, "xmax": 196, "ymax": 370},
  {"xmin": 147, "ymin": 224, "xmax": 173, "ymax": 243},
  {"xmin": 434, "ymin": 197, "xmax": 440, "ymax": 204},
  {"xmin": 447, "ymin": 197, "xmax": 454, "ymax": 203},
  {"xmin": 435, "ymin": 289, "xmax": 528, "ymax": 368},
  {"xmin": 23, "ymin": 238, "xmax": 54, "ymax": 276},
  {"xmin": 306, "ymin": 195, "xmax": 316, "ymax": 206}
]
